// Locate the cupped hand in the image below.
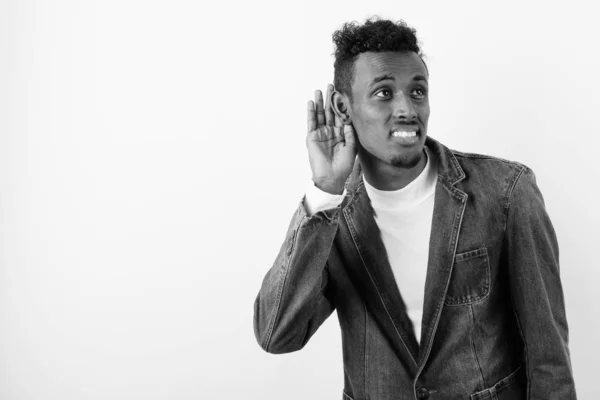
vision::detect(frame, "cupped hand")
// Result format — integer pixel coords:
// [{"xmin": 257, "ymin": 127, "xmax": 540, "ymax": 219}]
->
[{"xmin": 306, "ymin": 84, "xmax": 357, "ymax": 195}]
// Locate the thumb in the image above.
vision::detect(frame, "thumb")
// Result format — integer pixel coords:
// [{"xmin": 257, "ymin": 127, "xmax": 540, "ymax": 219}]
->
[{"xmin": 343, "ymin": 123, "xmax": 356, "ymax": 148}]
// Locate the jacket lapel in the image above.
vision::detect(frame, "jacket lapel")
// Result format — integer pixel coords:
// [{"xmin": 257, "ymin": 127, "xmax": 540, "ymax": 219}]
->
[{"xmin": 341, "ymin": 164, "xmax": 420, "ymax": 372}]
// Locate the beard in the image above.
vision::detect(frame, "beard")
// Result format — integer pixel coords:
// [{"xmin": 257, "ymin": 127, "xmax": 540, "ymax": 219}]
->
[{"xmin": 390, "ymin": 150, "xmax": 425, "ymax": 169}]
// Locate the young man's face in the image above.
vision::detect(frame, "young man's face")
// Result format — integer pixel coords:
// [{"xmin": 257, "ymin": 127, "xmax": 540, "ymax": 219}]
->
[{"xmin": 347, "ymin": 51, "xmax": 430, "ymax": 171}]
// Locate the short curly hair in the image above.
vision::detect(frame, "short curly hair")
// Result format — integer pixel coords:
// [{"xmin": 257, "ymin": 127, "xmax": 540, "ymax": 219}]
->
[{"xmin": 333, "ymin": 17, "xmax": 426, "ymax": 99}]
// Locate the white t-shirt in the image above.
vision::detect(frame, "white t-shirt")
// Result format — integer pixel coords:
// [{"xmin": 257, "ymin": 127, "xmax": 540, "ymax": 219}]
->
[{"xmin": 304, "ymin": 146, "xmax": 438, "ymax": 343}]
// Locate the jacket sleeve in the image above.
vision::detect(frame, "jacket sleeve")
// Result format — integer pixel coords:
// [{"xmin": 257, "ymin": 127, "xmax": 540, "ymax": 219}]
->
[
  {"xmin": 505, "ymin": 167, "xmax": 577, "ymax": 399},
  {"xmin": 253, "ymin": 198, "xmax": 341, "ymax": 354}
]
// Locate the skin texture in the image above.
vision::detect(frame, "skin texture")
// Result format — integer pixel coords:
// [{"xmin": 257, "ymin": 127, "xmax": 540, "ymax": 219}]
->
[{"xmin": 332, "ymin": 51, "xmax": 430, "ymax": 191}]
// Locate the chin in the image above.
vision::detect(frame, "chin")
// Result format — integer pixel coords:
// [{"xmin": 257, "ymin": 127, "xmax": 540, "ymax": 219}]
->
[{"xmin": 390, "ymin": 150, "xmax": 424, "ymax": 169}]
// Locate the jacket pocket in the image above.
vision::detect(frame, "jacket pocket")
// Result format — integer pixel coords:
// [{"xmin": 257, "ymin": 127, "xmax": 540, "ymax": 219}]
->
[
  {"xmin": 445, "ymin": 247, "xmax": 490, "ymax": 306},
  {"xmin": 470, "ymin": 366, "xmax": 524, "ymax": 400}
]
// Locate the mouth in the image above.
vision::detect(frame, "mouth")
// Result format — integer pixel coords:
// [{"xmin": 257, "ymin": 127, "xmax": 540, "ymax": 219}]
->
[{"xmin": 390, "ymin": 126, "xmax": 421, "ymax": 146}]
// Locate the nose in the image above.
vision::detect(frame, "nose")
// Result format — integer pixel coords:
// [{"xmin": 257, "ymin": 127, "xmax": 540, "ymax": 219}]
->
[{"xmin": 393, "ymin": 92, "xmax": 417, "ymax": 121}]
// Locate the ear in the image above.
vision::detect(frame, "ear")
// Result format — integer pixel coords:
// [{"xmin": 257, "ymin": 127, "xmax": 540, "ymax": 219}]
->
[{"xmin": 331, "ymin": 90, "xmax": 352, "ymax": 125}]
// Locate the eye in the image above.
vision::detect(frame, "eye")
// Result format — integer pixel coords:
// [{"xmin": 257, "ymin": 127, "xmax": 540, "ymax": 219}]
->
[
  {"xmin": 411, "ymin": 87, "xmax": 427, "ymax": 98},
  {"xmin": 374, "ymin": 89, "xmax": 392, "ymax": 98}
]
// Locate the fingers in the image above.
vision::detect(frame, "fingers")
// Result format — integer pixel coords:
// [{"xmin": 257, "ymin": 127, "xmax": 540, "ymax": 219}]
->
[
  {"xmin": 307, "ymin": 101, "xmax": 316, "ymax": 133},
  {"xmin": 310, "ymin": 86, "xmax": 340, "ymax": 133},
  {"xmin": 334, "ymin": 114, "xmax": 342, "ymax": 128},
  {"xmin": 315, "ymin": 90, "xmax": 325, "ymax": 127},
  {"xmin": 324, "ymin": 84, "xmax": 334, "ymax": 127},
  {"xmin": 343, "ymin": 123, "xmax": 356, "ymax": 148}
]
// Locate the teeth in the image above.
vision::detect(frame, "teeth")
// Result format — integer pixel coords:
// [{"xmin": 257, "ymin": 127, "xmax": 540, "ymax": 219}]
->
[{"xmin": 392, "ymin": 131, "xmax": 417, "ymax": 138}]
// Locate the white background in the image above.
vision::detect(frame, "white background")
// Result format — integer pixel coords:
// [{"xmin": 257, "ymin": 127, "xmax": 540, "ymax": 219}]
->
[{"xmin": 1, "ymin": 0, "xmax": 598, "ymax": 399}]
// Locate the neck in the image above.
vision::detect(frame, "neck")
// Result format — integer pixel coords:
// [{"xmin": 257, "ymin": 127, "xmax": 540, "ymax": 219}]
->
[{"xmin": 359, "ymin": 150, "xmax": 427, "ymax": 191}]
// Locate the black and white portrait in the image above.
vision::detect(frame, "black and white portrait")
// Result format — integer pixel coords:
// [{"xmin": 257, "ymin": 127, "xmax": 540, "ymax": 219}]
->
[{"xmin": 0, "ymin": 1, "xmax": 597, "ymax": 399}]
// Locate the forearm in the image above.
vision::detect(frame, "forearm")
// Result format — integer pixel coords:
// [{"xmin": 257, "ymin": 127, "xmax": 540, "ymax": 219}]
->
[{"xmin": 253, "ymin": 199, "xmax": 341, "ymax": 354}]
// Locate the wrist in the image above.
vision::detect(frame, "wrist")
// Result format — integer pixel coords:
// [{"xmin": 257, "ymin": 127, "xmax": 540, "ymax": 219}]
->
[{"xmin": 312, "ymin": 177, "xmax": 345, "ymax": 195}]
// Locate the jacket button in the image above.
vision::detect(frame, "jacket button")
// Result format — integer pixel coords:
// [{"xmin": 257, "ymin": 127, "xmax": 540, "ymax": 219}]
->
[{"xmin": 417, "ymin": 387, "xmax": 429, "ymax": 398}]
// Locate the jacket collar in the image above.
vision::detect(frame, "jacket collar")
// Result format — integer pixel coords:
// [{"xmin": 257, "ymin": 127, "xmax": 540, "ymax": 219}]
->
[{"xmin": 341, "ymin": 136, "xmax": 468, "ymax": 375}]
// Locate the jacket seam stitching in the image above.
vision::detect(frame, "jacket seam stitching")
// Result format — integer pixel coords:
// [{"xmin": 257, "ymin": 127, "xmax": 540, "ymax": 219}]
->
[
  {"xmin": 262, "ymin": 213, "xmax": 306, "ymax": 351},
  {"xmin": 469, "ymin": 303, "xmax": 486, "ymax": 389},
  {"xmin": 510, "ymin": 290, "xmax": 530, "ymax": 399},
  {"xmin": 504, "ymin": 167, "xmax": 531, "ymax": 399},
  {"xmin": 503, "ymin": 166, "xmax": 527, "ymax": 232},
  {"xmin": 454, "ymin": 247, "xmax": 488, "ymax": 262},
  {"xmin": 447, "ymin": 150, "xmax": 466, "ymax": 184}
]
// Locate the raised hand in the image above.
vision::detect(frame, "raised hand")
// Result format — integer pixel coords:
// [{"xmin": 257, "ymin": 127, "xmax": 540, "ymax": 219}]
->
[{"xmin": 306, "ymin": 84, "xmax": 357, "ymax": 195}]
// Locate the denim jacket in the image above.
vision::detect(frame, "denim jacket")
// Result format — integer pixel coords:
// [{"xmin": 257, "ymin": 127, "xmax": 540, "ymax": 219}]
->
[{"xmin": 254, "ymin": 137, "xmax": 576, "ymax": 400}]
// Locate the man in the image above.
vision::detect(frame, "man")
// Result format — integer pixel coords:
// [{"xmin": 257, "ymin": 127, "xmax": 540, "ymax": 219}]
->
[{"xmin": 254, "ymin": 18, "xmax": 576, "ymax": 400}]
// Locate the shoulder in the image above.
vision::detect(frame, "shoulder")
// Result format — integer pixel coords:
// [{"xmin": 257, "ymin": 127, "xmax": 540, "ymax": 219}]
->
[
  {"xmin": 449, "ymin": 148, "xmax": 532, "ymax": 207},
  {"xmin": 451, "ymin": 149, "xmax": 528, "ymax": 172}
]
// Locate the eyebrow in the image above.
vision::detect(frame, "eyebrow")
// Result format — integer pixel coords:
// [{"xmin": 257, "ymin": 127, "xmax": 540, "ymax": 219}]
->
[
  {"xmin": 369, "ymin": 73, "xmax": 429, "ymax": 89},
  {"xmin": 369, "ymin": 73, "xmax": 394, "ymax": 89}
]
